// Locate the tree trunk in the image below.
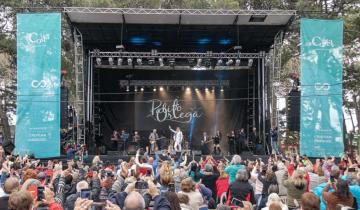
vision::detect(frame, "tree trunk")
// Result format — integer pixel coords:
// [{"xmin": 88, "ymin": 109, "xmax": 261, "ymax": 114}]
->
[{"xmin": 0, "ymin": 105, "xmax": 11, "ymax": 142}]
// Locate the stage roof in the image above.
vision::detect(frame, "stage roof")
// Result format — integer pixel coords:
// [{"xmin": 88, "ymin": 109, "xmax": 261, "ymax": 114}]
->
[{"xmin": 64, "ymin": 7, "xmax": 295, "ymax": 52}]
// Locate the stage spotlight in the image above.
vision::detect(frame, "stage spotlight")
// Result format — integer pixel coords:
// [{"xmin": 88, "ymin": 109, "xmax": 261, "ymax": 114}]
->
[
  {"xmin": 117, "ymin": 58, "xmax": 123, "ymax": 66},
  {"xmin": 126, "ymin": 86, "xmax": 129, "ymax": 92},
  {"xmin": 153, "ymin": 87, "xmax": 157, "ymax": 92},
  {"xmin": 216, "ymin": 59, "xmax": 223, "ymax": 66},
  {"xmin": 226, "ymin": 59, "xmax": 234, "ymax": 66},
  {"xmin": 148, "ymin": 58, "xmax": 155, "ymax": 65},
  {"xmin": 159, "ymin": 87, "xmax": 164, "ymax": 91},
  {"xmin": 96, "ymin": 57, "xmax": 102, "ymax": 65},
  {"xmin": 235, "ymin": 59, "xmax": 241, "ymax": 66},
  {"xmin": 204, "ymin": 58, "xmax": 211, "ymax": 68},
  {"xmin": 196, "ymin": 58, "xmax": 202, "ymax": 67},
  {"xmin": 169, "ymin": 58, "xmax": 175, "ymax": 67},
  {"xmin": 134, "ymin": 86, "xmax": 138, "ymax": 92},
  {"xmin": 221, "ymin": 86, "xmax": 224, "ymax": 92},
  {"xmin": 212, "ymin": 86, "xmax": 215, "ymax": 92},
  {"xmin": 205, "ymin": 87, "xmax": 209, "ymax": 91},
  {"xmin": 108, "ymin": 57, "xmax": 114, "ymax": 65},
  {"xmin": 195, "ymin": 88, "xmax": 199, "ymax": 91},
  {"xmin": 248, "ymin": 59, "xmax": 253, "ymax": 67},
  {"xmin": 127, "ymin": 58, "xmax": 133, "ymax": 66},
  {"xmin": 159, "ymin": 57, "xmax": 164, "ymax": 67},
  {"xmin": 186, "ymin": 87, "xmax": 191, "ymax": 91},
  {"xmin": 137, "ymin": 58, "xmax": 142, "ymax": 65},
  {"xmin": 140, "ymin": 87, "xmax": 144, "ymax": 92}
]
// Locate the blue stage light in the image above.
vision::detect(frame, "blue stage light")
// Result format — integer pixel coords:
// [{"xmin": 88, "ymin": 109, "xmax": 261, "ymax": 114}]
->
[
  {"xmin": 219, "ymin": 38, "xmax": 232, "ymax": 45},
  {"xmin": 130, "ymin": 36, "xmax": 146, "ymax": 45},
  {"xmin": 197, "ymin": 38, "xmax": 210, "ymax": 45}
]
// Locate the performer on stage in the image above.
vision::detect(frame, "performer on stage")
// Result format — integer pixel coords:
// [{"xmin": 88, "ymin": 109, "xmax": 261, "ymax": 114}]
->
[
  {"xmin": 249, "ymin": 127, "xmax": 261, "ymax": 154},
  {"xmin": 201, "ymin": 131, "xmax": 211, "ymax": 155},
  {"xmin": 227, "ymin": 131, "xmax": 236, "ymax": 155},
  {"xmin": 271, "ymin": 127, "xmax": 279, "ymax": 154},
  {"xmin": 111, "ymin": 129, "xmax": 120, "ymax": 150},
  {"xmin": 237, "ymin": 128, "xmax": 246, "ymax": 154},
  {"xmin": 148, "ymin": 129, "xmax": 159, "ymax": 154},
  {"xmin": 169, "ymin": 126, "xmax": 183, "ymax": 152},
  {"xmin": 120, "ymin": 129, "xmax": 129, "ymax": 153},
  {"xmin": 213, "ymin": 130, "xmax": 222, "ymax": 155},
  {"xmin": 133, "ymin": 131, "xmax": 141, "ymax": 146}
]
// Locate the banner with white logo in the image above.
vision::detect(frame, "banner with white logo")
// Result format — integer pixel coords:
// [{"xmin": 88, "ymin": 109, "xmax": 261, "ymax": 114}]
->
[
  {"xmin": 300, "ymin": 18, "xmax": 344, "ymax": 157},
  {"xmin": 15, "ymin": 13, "xmax": 61, "ymax": 158}
]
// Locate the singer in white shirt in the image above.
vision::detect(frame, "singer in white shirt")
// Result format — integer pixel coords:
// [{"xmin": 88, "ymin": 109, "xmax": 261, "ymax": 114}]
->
[{"xmin": 169, "ymin": 126, "xmax": 183, "ymax": 151}]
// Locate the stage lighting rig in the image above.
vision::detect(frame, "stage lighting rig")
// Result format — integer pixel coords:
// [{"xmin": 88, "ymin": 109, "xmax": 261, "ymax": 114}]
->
[
  {"xmin": 127, "ymin": 58, "xmax": 133, "ymax": 66},
  {"xmin": 204, "ymin": 58, "xmax": 211, "ymax": 68},
  {"xmin": 221, "ymin": 86, "xmax": 224, "ymax": 92},
  {"xmin": 226, "ymin": 59, "xmax": 234, "ymax": 66},
  {"xmin": 96, "ymin": 57, "xmax": 102, "ymax": 65},
  {"xmin": 134, "ymin": 86, "xmax": 138, "ymax": 92},
  {"xmin": 137, "ymin": 58, "xmax": 143, "ymax": 65},
  {"xmin": 158, "ymin": 57, "xmax": 164, "ymax": 67},
  {"xmin": 159, "ymin": 87, "xmax": 164, "ymax": 91},
  {"xmin": 235, "ymin": 59, "xmax": 241, "ymax": 66},
  {"xmin": 108, "ymin": 57, "xmax": 114, "ymax": 65},
  {"xmin": 117, "ymin": 58, "xmax": 123, "ymax": 66},
  {"xmin": 169, "ymin": 58, "xmax": 175, "ymax": 67},
  {"xmin": 148, "ymin": 58, "xmax": 155, "ymax": 65},
  {"xmin": 196, "ymin": 58, "xmax": 202, "ymax": 67},
  {"xmin": 140, "ymin": 87, "xmax": 144, "ymax": 92},
  {"xmin": 126, "ymin": 86, "xmax": 130, "ymax": 92},
  {"xmin": 153, "ymin": 87, "xmax": 157, "ymax": 92},
  {"xmin": 116, "ymin": 45, "xmax": 125, "ymax": 52},
  {"xmin": 248, "ymin": 59, "xmax": 253, "ymax": 67},
  {"xmin": 216, "ymin": 59, "xmax": 223, "ymax": 66}
]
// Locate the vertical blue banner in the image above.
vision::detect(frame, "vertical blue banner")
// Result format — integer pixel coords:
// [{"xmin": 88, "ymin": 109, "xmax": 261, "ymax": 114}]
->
[
  {"xmin": 300, "ymin": 19, "xmax": 344, "ymax": 157},
  {"xmin": 15, "ymin": 13, "xmax": 61, "ymax": 158}
]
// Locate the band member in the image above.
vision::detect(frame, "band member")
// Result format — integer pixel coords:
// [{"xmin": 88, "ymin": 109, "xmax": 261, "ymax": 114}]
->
[
  {"xmin": 111, "ymin": 130, "xmax": 120, "ymax": 150},
  {"xmin": 148, "ymin": 129, "xmax": 159, "ymax": 154},
  {"xmin": 201, "ymin": 132, "xmax": 211, "ymax": 145},
  {"xmin": 228, "ymin": 131, "xmax": 236, "ymax": 155},
  {"xmin": 249, "ymin": 127, "xmax": 261, "ymax": 154},
  {"xmin": 120, "ymin": 129, "xmax": 129, "ymax": 152},
  {"xmin": 169, "ymin": 126, "xmax": 183, "ymax": 152},
  {"xmin": 238, "ymin": 128, "xmax": 246, "ymax": 154},
  {"xmin": 213, "ymin": 130, "xmax": 222, "ymax": 154},
  {"xmin": 133, "ymin": 131, "xmax": 141, "ymax": 146}
]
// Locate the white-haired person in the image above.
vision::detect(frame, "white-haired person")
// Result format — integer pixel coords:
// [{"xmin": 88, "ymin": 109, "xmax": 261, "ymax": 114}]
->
[
  {"xmin": 261, "ymin": 193, "xmax": 288, "ymax": 210},
  {"xmin": 225, "ymin": 155, "xmax": 245, "ymax": 184}
]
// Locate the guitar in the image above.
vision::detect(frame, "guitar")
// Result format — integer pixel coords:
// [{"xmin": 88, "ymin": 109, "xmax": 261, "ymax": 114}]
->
[
  {"xmin": 149, "ymin": 137, "xmax": 166, "ymax": 145},
  {"xmin": 201, "ymin": 139, "xmax": 213, "ymax": 145}
]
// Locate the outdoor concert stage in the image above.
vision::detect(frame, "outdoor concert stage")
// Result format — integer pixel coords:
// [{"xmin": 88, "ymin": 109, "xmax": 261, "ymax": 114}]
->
[{"xmin": 64, "ymin": 8, "xmax": 296, "ymax": 155}]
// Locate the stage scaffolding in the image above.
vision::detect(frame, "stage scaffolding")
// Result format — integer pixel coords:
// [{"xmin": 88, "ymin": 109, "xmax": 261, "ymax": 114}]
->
[{"xmin": 63, "ymin": 7, "xmax": 295, "ymax": 153}]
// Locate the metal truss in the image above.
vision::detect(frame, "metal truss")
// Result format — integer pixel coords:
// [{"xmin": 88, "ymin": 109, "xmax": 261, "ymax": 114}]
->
[
  {"xmin": 64, "ymin": 7, "xmax": 296, "ymax": 16},
  {"xmin": 74, "ymin": 27, "xmax": 86, "ymax": 146},
  {"xmin": 119, "ymin": 80, "xmax": 230, "ymax": 87},
  {"xmin": 90, "ymin": 51, "xmax": 265, "ymax": 59}
]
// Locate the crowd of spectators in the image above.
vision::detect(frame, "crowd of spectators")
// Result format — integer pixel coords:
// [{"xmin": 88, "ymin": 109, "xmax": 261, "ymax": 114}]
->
[{"xmin": 0, "ymin": 144, "xmax": 359, "ymax": 210}]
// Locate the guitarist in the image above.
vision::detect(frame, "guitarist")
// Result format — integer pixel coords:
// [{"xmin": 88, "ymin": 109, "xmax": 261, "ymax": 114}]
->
[
  {"xmin": 148, "ymin": 129, "xmax": 159, "ymax": 154},
  {"xmin": 201, "ymin": 131, "xmax": 211, "ymax": 155}
]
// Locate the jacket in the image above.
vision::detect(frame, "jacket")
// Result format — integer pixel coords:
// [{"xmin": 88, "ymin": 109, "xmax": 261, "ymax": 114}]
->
[
  {"xmin": 282, "ymin": 172, "xmax": 307, "ymax": 208},
  {"xmin": 201, "ymin": 172, "xmax": 219, "ymax": 199},
  {"xmin": 257, "ymin": 173, "xmax": 278, "ymax": 195},
  {"xmin": 228, "ymin": 180, "xmax": 256, "ymax": 204},
  {"xmin": 225, "ymin": 164, "xmax": 245, "ymax": 184},
  {"xmin": 275, "ymin": 169, "xmax": 287, "ymax": 196},
  {"xmin": 216, "ymin": 176, "xmax": 229, "ymax": 198},
  {"xmin": 322, "ymin": 184, "xmax": 355, "ymax": 210},
  {"xmin": 179, "ymin": 190, "xmax": 204, "ymax": 210},
  {"xmin": 64, "ymin": 193, "xmax": 79, "ymax": 210},
  {"xmin": 0, "ymin": 196, "xmax": 9, "ymax": 210}
]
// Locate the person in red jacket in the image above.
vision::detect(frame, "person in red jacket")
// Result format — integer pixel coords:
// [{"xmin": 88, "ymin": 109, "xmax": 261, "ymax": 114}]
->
[{"xmin": 215, "ymin": 163, "xmax": 229, "ymax": 202}]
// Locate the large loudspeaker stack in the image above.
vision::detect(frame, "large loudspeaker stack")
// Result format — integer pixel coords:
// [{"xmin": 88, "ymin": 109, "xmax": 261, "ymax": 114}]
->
[{"xmin": 287, "ymin": 89, "xmax": 300, "ymax": 132}]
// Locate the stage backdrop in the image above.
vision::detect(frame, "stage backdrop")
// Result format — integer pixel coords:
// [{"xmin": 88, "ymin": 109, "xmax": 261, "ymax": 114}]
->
[
  {"xmin": 15, "ymin": 13, "xmax": 61, "ymax": 158},
  {"xmin": 300, "ymin": 18, "xmax": 344, "ymax": 157}
]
